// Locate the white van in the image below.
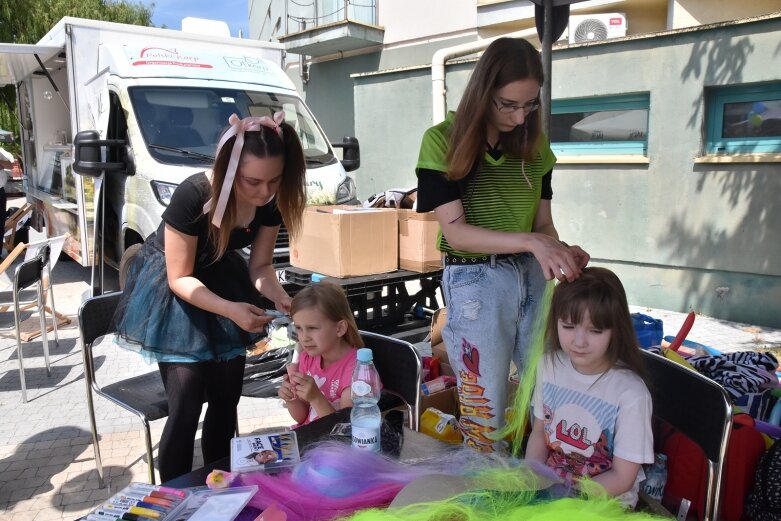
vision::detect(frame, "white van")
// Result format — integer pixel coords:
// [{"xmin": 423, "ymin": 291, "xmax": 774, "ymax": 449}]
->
[{"xmin": 0, "ymin": 17, "xmax": 359, "ymax": 273}]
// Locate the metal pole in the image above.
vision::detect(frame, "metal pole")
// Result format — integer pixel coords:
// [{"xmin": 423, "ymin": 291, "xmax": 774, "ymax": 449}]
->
[{"xmin": 541, "ymin": 0, "xmax": 553, "ymax": 137}]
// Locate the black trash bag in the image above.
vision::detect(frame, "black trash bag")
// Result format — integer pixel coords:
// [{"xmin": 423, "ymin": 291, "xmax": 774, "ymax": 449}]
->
[{"xmin": 242, "ymin": 346, "xmax": 293, "ymax": 398}]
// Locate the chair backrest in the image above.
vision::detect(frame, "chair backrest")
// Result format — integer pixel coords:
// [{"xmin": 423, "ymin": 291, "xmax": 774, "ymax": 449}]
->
[
  {"xmin": 360, "ymin": 330, "xmax": 422, "ymax": 428},
  {"xmin": 79, "ymin": 291, "xmax": 122, "ymax": 347},
  {"xmin": 78, "ymin": 291, "xmax": 122, "ymax": 392},
  {"xmin": 641, "ymin": 350, "xmax": 733, "ymax": 521},
  {"xmin": 13, "ymin": 253, "xmax": 43, "ymax": 293},
  {"xmin": 4, "ymin": 203, "xmax": 32, "ymax": 232}
]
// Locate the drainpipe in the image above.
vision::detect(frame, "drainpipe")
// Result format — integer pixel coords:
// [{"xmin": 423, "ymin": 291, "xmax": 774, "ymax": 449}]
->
[{"xmin": 431, "ymin": 27, "xmax": 538, "ymax": 125}]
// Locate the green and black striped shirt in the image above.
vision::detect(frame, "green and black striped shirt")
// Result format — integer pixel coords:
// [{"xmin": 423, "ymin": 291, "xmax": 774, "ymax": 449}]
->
[{"xmin": 416, "ymin": 112, "xmax": 556, "ymax": 258}]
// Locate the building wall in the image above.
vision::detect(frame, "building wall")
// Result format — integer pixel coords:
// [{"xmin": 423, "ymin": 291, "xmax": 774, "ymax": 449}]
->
[
  {"xmin": 379, "ymin": 0, "xmax": 476, "ymax": 44},
  {"xmin": 353, "ymin": 16, "xmax": 781, "ymax": 327},
  {"xmin": 670, "ymin": 0, "xmax": 781, "ymax": 29}
]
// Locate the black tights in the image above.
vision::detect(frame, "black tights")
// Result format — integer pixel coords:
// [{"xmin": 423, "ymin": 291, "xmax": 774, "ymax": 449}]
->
[{"xmin": 157, "ymin": 357, "xmax": 245, "ymax": 482}]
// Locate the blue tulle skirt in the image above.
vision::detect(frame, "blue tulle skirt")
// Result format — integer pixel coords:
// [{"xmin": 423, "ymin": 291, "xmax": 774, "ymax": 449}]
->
[{"xmin": 114, "ymin": 242, "xmax": 265, "ymax": 362}]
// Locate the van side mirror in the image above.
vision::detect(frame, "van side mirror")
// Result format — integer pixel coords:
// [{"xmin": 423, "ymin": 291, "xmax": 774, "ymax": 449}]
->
[
  {"xmin": 332, "ymin": 136, "xmax": 360, "ymax": 172},
  {"xmin": 72, "ymin": 130, "xmax": 129, "ymax": 177}
]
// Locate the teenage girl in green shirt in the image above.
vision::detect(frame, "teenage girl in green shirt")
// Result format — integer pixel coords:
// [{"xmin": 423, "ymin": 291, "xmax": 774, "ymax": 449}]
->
[{"xmin": 415, "ymin": 38, "xmax": 590, "ymax": 453}]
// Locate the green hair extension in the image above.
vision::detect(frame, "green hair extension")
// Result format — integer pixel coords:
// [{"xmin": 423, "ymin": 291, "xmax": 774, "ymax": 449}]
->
[
  {"xmin": 495, "ymin": 279, "xmax": 555, "ymax": 455},
  {"xmin": 341, "ymin": 465, "xmax": 664, "ymax": 521}
]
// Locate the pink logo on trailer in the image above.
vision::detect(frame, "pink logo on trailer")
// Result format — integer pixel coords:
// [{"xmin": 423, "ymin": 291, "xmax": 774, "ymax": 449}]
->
[{"xmin": 132, "ymin": 47, "xmax": 213, "ymax": 68}]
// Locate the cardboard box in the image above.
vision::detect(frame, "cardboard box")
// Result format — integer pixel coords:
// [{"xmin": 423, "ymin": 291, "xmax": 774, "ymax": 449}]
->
[
  {"xmin": 429, "ymin": 308, "xmax": 454, "ymax": 376},
  {"xmin": 419, "ymin": 386, "xmax": 459, "ymax": 421},
  {"xmin": 290, "ymin": 206, "xmax": 398, "ymax": 278},
  {"xmin": 397, "ymin": 209, "xmax": 442, "ymax": 273}
]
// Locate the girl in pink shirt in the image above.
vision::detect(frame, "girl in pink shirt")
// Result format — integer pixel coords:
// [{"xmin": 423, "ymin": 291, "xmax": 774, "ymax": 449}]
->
[{"xmin": 278, "ymin": 282, "xmax": 365, "ymax": 426}]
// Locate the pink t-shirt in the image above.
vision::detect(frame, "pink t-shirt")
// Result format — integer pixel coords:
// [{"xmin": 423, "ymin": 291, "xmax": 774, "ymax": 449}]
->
[{"xmin": 296, "ymin": 348, "xmax": 358, "ymax": 426}]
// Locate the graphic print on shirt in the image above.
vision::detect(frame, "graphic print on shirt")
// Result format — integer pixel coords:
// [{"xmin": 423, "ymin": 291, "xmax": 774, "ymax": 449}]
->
[
  {"xmin": 458, "ymin": 337, "xmax": 495, "ymax": 452},
  {"xmin": 541, "ymin": 382, "xmax": 617, "ymax": 480},
  {"xmin": 305, "ymin": 371, "xmax": 342, "ymax": 424}
]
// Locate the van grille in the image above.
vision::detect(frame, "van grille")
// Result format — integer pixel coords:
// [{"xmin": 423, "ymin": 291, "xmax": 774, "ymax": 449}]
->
[{"xmin": 273, "ymin": 223, "xmax": 290, "ymax": 266}]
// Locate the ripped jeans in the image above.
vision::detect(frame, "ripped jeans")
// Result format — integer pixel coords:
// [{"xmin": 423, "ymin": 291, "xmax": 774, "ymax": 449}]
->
[{"xmin": 441, "ymin": 253, "xmax": 547, "ymax": 452}]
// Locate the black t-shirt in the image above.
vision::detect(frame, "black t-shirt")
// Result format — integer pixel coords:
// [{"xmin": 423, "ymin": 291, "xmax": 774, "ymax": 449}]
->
[
  {"xmin": 152, "ymin": 172, "xmax": 282, "ymax": 264},
  {"xmin": 416, "ymin": 167, "xmax": 553, "ymax": 213}
]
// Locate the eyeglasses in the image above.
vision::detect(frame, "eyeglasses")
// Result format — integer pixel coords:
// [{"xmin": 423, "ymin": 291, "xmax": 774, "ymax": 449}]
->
[{"xmin": 493, "ymin": 97, "xmax": 541, "ymax": 114}]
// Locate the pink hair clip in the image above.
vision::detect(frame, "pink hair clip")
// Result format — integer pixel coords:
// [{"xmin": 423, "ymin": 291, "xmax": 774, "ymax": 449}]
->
[{"xmin": 203, "ymin": 112, "xmax": 285, "ymax": 227}]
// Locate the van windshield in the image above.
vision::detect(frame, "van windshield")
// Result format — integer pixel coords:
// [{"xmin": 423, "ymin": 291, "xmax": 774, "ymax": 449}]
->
[{"xmin": 128, "ymin": 86, "xmax": 335, "ymax": 167}]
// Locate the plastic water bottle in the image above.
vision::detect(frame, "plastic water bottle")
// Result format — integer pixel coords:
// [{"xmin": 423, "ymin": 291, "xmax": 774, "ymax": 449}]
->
[
  {"xmin": 641, "ymin": 453, "xmax": 668, "ymax": 501},
  {"xmin": 350, "ymin": 348, "xmax": 381, "ymax": 452}
]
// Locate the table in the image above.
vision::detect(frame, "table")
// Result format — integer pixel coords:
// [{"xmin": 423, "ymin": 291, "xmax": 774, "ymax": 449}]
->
[{"xmin": 164, "ymin": 409, "xmax": 450, "ymax": 489}]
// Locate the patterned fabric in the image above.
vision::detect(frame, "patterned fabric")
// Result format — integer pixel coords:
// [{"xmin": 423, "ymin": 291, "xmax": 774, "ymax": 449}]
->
[
  {"xmin": 687, "ymin": 351, "xmax": 779, "ymax": 400},
  {"xmin": 746, "ymin": 439, "xmax": 781, "ymax": 521}
]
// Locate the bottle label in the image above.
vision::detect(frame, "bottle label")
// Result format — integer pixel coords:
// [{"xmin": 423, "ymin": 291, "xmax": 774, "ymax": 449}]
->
[
  {"xmin": 351, "ymin": 425, "xmax": 380, "ymax": 451},
  {"xmin": 642, "ymin": 482, "xmax": 665, "ymax": 501},
  {"xmin": 352, "ymin": 380, "xmax": 371, "ymax": 397}
]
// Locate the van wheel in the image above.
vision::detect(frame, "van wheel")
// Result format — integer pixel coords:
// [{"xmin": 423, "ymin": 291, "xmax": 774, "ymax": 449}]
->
[{"xmin": 119, "ymin": 243, "xmax": 143, "ymax": 290}]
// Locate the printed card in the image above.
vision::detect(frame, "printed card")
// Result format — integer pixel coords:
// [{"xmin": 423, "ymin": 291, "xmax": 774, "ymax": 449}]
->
[{"xmin": 230, "ymin": 430, "xmax": 300, "ymax": 473}]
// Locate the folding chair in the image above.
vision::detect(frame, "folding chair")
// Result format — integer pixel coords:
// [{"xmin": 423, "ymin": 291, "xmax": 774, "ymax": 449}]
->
[
  {"xmin": 11, "ymin": 250, "xmax": 51, "ymax": 403},
  {"xmin": 640, "ymin": 350, "xmax": 733, "ymax": 521},
  {"xmin": 361, "ymin": 330, "xmax": 422, "ymax": 431},
  {"xmin": 3, "ymin": 202, "xmax": 32, "ymax": 253},
  {"xmin": 26, "ymin": 240, "xmax": 66, "ymax": 343},
  {"xmin": 78, "ymin": 291, "xmax": 168, "ymax": 485},
  {"xmin": 0, "ymin": 238, "xmax": 70, "ymax": 341}
]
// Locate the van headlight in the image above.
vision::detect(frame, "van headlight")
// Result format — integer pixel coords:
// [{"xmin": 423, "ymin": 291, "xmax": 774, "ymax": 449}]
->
[
  {"xmin": 151, "ymin": 181, "xmax": 178, "ymax": 206},
  {"xmin": 335, "ymin": 177, "xmax": 356, "ymax": 204}
]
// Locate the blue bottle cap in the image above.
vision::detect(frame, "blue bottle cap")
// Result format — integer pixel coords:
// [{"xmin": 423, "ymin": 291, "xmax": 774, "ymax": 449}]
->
[{"xmin": 357, "ymin": 348, "xmax": 373, "ymax": 362}]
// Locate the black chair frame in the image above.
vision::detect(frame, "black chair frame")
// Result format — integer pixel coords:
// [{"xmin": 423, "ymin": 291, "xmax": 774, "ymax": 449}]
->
[
  {"xmin": 641, "ymin": 350, "xmax": 733, "ymax": 521},
  {"xmin": 12, "ymin": 251, "xmax": 51, "ymax": 403},
  {"xmin": 79, "ymin": 292, "xmax": 168, "ymax": 485},
  {"xmin": 361, "ymin": 330, "xmax": 422, "ymax": 431}
]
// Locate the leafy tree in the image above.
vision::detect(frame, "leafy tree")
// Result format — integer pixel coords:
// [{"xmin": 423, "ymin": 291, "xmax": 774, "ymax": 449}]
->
[{"xmin": 0, "ymin": 1, "xmax": 155, "ymax": 145}]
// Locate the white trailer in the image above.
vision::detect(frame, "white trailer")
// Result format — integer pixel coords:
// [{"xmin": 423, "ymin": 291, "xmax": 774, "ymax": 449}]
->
[{"xmin": 0, "ymin": 17, "xmax": 359, "ymax": 271}]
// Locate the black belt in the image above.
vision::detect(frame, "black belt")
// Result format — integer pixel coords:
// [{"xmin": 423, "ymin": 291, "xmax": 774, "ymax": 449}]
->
[{"xmin": 443, "ymin": 253, "xmax": 517, "ymax": 265}]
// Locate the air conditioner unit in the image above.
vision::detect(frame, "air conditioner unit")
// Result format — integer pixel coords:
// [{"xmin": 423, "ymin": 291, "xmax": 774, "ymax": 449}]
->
[{"xmin": 568, "ymin": 13, "xmax": 627, "ymax": 44}]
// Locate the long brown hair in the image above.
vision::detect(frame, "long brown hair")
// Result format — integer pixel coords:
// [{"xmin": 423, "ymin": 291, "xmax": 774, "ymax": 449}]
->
[
  {"xmin": 290, "ymin": 282, "xmax": 363, "ymax": 348},
  {"xmin": 446, "ymin": 37, "xmax": 544, "ymax": 181},
  {"xmin": 207, "ymin": 122, "xmax": 306, "ymax": 260},
  {"xmin": 544, "ymin": 267, "xmax": 648, "ymax": 381}
]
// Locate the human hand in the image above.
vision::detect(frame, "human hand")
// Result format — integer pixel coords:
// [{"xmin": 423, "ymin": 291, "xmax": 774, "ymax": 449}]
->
[
  {"xmin": 229, "ymin": 302, "xmax": 274, "ymax": 333},
  {"xmin": 278, "ymin": 374, "xmax": 296, "ymax": 401},
  {"xmin": 529, "ymin": 234, "xmax": 583, "ymax": 282},
  {"xmin": 275, "ymin": 295, "xmax": 292, "ymax": 314},
  {"xmin": 291, "ymin": 373, "xmax": 322, "ymax": 403},
  {"xmin": 567, "ymin": 244, "xmax": 590, "ymax": 270}
]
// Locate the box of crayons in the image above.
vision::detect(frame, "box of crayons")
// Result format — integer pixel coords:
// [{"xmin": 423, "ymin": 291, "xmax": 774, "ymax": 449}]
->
[
  {"xmin": 230, "ymin": 429, "xmax": 300, "ymax": 473},
  {"xmin": 85, "ymin": 482, "xmax": 189, "ymax": 520}
]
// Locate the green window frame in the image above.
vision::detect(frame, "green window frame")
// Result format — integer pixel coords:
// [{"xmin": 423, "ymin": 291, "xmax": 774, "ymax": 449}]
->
[
  {"xmin": 706, "ymin": 83, "xmax": 781, "ymax": 155},
  {"xmin": 550, "ymin": 93, "xmax": 650, "ymax": 156}
]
